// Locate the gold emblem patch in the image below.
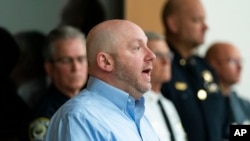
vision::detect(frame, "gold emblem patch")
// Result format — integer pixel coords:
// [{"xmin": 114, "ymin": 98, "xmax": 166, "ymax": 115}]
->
[
  {"xmin": 179, "ymin": 59, "xmax": 186, "ymax": 66},
  {"xmin": 175, "ymin": 82, "xmax": 187, "ymax": 91}
]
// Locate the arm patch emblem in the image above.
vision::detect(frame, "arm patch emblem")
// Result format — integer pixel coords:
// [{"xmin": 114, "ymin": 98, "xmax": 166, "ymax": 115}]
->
[{"xmin": 29, "ymin": 117, "xmax": 50, "ymax": 141}]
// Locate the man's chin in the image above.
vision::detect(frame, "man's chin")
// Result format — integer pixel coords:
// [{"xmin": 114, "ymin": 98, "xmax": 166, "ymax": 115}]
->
[
  {"xmin": 68, "ymin": 83, "xmax": 84, "ymax": 90},
  {"xmin": 141, "ymin": 84, "xmax": 151, "ymax": 93}
]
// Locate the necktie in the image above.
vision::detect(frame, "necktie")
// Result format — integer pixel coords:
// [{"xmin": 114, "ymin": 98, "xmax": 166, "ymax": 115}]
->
[{"xmin": 158, "ymin": 99, "xmax": 176, "ymax": 141}]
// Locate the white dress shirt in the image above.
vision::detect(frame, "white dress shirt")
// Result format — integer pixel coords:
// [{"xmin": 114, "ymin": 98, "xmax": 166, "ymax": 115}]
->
[{"xmin": 144, "ymin": 90, "xmax": 187, "ymax": 141}]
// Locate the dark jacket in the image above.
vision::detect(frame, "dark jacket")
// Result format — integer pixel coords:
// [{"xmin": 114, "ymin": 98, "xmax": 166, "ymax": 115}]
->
[
  {"xmin": 227, "ymin": 91, "xmax": 250, "ymax": 124},
  {"xmin": 28, "ymin": 84, "xmax": 70, "ymax": 141},
  {"xmin": 161, "ymin": 45, "xmax": 228, "ymax": 141}
]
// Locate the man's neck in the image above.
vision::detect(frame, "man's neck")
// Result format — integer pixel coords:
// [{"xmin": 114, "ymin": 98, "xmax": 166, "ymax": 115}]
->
[
  {"xmin": 220, "ymin": 83, "xmax": 233, "ymax": 97},
  {"xmin": 151, "ymin": 83, "xmax": 161, "ymax": 94},
  {"xmin": 58, "ymin": 87, "xmax": 80, "ymax": 98},
  {"xmin": 167, "ymin": 39, "xmax": 197, "ymax": 59}
]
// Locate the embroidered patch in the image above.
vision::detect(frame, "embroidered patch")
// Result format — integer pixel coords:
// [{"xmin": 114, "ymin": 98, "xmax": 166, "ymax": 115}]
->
[
  {"xmin": 175, "ymin": 82, "xmax": 187, "ymax": 91},
  {"xmin": 29, "ymin": 117, "xmax": 50, "ymax": 141}
]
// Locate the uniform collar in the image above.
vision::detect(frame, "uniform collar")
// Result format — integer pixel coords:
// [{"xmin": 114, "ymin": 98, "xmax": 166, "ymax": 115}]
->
[{"xmin": 168, "ymin": 43, "xmax": 197, "ymax": 66}]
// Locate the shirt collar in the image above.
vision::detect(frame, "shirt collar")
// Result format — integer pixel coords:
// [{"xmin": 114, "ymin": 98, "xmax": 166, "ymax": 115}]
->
[
  {"xmin": 86, "ymin": 76, "xmax": 146, "ymax": 130},
  {"xmin": 144, "ymin": 90, "xmax": 162, "ymax": 102},
  {"xmin": 86, "ymin": 76, "xmax": 145, "ymax": 111}
]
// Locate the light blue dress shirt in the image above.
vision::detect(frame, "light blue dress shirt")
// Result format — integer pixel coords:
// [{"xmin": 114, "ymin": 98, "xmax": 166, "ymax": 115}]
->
[{"xmin": 45, "ymin": 76, "xmax": 159, "ymax": 141}]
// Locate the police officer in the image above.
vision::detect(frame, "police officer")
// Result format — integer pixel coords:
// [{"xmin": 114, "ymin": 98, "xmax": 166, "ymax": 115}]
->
[
  {"xmin": 29, "ymin": 26, "xmax": 88, "ymax": 141},
  {"xmin": 161, "ymin": 0, "xmax": 228, "ymax": 141}
]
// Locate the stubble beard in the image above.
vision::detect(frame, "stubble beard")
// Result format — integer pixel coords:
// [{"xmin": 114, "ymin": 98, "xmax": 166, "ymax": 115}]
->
[{"xmin": 114, "ymin": 60, "xmax": 150, "ymax": 96}]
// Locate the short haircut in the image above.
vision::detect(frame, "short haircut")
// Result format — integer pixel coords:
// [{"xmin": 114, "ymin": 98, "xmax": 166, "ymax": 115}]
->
[
  {"xmin": 145, "ymin": 31, "xmax": 166, "ymax": 41},
  {"xmin": 44, "ymin": 25, "xmax": 86, "ymax": 62},
  {"xmin": 161, "ymin": 0, "xmax": 179, "ymax": 31}
]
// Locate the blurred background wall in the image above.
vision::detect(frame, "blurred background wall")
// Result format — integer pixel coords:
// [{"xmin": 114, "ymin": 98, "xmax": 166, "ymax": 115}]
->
[{"xmin": 0, "ymin": 0, "xmax": 66, "ymax": 34}]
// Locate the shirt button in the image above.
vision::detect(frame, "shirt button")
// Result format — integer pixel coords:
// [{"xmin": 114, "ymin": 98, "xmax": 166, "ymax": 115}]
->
[{"xmin": 197, "ymin": 89, "xmax": 207, "ymax": 100}]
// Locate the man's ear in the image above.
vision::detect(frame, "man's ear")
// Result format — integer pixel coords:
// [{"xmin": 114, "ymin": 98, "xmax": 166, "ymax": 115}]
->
[
  {"xmin": 44, "ymin": 62, "xmax": 53, "ymax": 77},
  {"xmin": 96, "ymin": 52, "xmax": 114, "ymax": 72},
  {"xmin": 166, "ymin": 15, "xmax": 179, "ymax": 34}
]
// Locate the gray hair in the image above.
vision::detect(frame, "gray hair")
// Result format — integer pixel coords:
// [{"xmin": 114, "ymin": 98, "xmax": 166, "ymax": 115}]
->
[
  {"xmin": 44, "ymin": 25, "xmax": 86, "ymax": 61},
  {"xmin": 145, "ymin": 31, "xmax": 166, "ymax": 41}
]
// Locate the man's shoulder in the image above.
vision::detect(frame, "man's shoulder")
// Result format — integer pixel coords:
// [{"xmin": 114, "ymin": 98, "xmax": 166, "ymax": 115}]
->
[
  {"xmin": 233, "ymin": 93, "xmax": 250, "ymax": 108},
  {"xmin": 57, "ymin": 90, "xmax": 109, "ymax": 114},
  {"xmin": 193, "ymin": 56, "xmax": 214, "ymax": 69}
]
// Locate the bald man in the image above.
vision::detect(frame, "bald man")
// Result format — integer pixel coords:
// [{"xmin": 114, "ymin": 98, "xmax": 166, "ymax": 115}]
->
[
  {"xmin": 45, "ymin": 19, "xmax": 160, "ymax": 141},
  {"xmin": 161, "ymin": 0, "xmax": 227, "ymax": 141},
  {"xmin": 205, "ymin": 42, "xmax": 250, "ymax": 126}
]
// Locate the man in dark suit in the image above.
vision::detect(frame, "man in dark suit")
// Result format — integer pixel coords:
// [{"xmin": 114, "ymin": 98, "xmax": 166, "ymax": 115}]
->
[
  {"xmin": 161, "ymin": 0, "xmax": 228, "ymax": 141},
  {"xmin": 205, "ymin": 42, "xmax": 250, "ymax": 125}
]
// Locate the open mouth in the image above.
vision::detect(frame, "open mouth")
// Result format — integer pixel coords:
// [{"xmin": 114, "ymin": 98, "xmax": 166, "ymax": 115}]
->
[
  {"xmin": 142, "ymin": 67, "xmax": 152, "ymax": 77},
  {"xmin": 142, "ymin": 68, "xmax": 151, "ymax": 74}
]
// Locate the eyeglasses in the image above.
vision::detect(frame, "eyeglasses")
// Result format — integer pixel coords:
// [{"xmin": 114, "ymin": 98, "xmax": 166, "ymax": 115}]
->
[
  {"xmin": 53, "ymin": 56, "xmax": 87, "ymax": 66},
  {"xmin": 226, "ymin": 58, "xmax": 242, "ymax": 66},
  {"xmin": 153, "ymin": 51, "xmax": 174, "ymax": 62}
]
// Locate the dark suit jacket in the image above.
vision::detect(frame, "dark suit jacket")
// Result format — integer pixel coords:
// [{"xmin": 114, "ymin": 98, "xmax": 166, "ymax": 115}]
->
[{"xmin": 229, "ymin": 91, "xmax": 250, "ymax": 124}]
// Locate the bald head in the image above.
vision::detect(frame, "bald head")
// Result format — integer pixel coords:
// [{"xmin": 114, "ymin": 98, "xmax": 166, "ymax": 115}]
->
[
  {"xmin": 87, "ymin": 20, "xmax": 144, "ymax": 61},
  {"xmin": 205, "ymin": 42, "xmax": 242, "ymax": 95},
  {"xmin": 162, "ymin": 0, "xmax": 181, "ymax": 22},
  {"xmin": 86, "ymin": 19, "xmax": 148, "ymax": 73},
  {"xmin": 205, "ymin": 42, "xmax": 239, "ymax": 65},
  {"xmin": 85, "ymin": 19, "xmax": 155, "ymax": 99},
  {"xmin": 162, "ymin": 0, "xmax": 203, "ymax": 28}
]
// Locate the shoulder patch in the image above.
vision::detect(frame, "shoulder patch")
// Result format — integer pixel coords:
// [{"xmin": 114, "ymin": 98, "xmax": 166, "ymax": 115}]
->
[{"xmin": 29, "ymin": 117, "xmax": 50, "ymax": 141}]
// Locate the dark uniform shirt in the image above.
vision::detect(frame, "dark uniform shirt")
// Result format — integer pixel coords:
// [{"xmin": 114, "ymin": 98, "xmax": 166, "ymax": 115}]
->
[
  {"xmin": 0, "ymin": 79, "xmax": 31, "ymax": 141},
  {"xmin": 161, "ymin": 45, "xmax": 228, "ymax": 141},
  {"xmin": 29, "ymin": 84, "xmax": 70, "ymax": 141}
]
